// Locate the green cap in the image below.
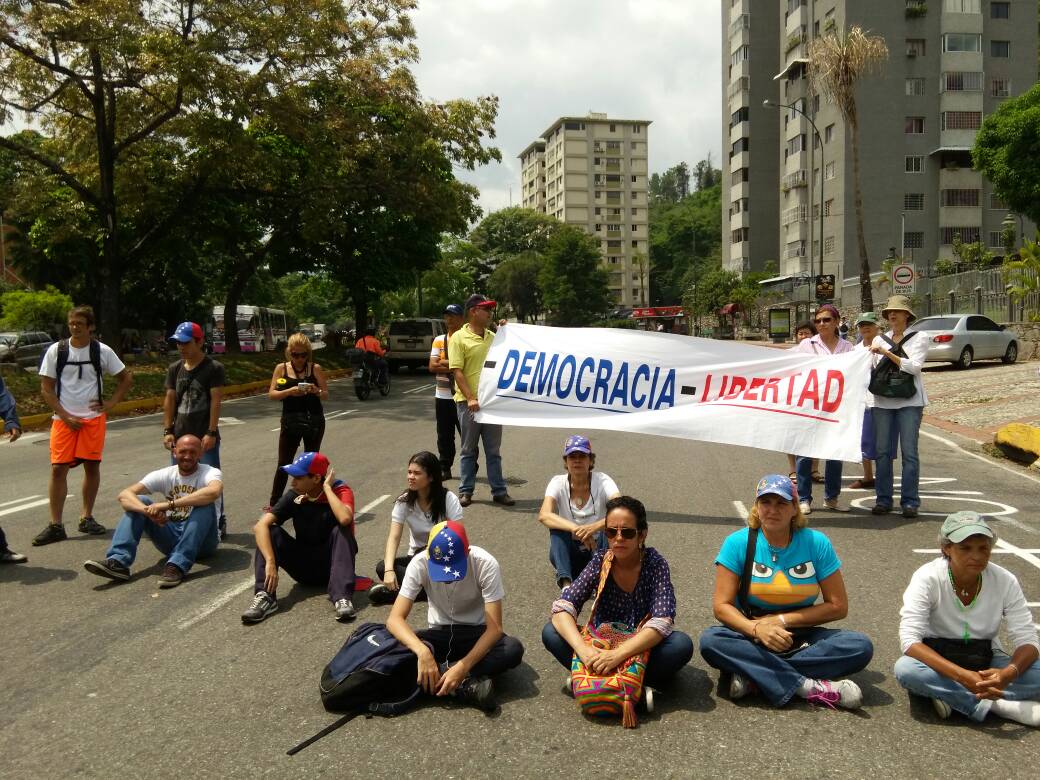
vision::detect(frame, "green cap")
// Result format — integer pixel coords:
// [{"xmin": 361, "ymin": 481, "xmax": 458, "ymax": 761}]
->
[
  {"xmin": 941, "ymin": 511, "xmax": 994, "ymax": 543},
  {"xmin": 855, "ymin": 312, "xmax": 879, "ymax": 326}
]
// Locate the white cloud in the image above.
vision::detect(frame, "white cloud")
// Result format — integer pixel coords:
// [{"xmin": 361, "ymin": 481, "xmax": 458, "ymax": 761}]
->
[{"xmin": 411, "ymin": 0, "xmax": 722, "ymax": 216}]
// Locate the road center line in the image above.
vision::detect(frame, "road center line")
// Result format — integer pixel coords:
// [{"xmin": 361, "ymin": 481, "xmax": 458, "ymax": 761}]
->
[
  {"xmin": 732, "ymin": 500, "xmax": 747, "ymax": 520},
  {"xmin": 177, "ymin": 579, "xmax": 253, "ymax": 631},
  {"xmin": 402, "ymin": 384, "xmax": 434, "ymax": 395},
  {"xmin": 0, "ymin": 494, "xmax": 41, "ymax": 508},
  {"xmin": 357, "ymin": 494, "xmax": 391, "ymax": 516},
  {"xmin": 0, "ymin": 497, "xmax": 51, "ymax": 517}
]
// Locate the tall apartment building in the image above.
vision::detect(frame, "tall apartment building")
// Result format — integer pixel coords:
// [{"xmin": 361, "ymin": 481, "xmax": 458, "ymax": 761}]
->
[
  {"xmin": 723, "ymin": 0, "xmax": 1037, "ymax": 304},
  {"xmin": 518, "ymin": 113, "xmax": 651, "ymax": 307}
]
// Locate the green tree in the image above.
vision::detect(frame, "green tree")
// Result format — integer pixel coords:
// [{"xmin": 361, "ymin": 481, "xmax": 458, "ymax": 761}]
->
[
  {"xmin": 0, "ymin": 285, "xmax": 73, "ymax": 329},
  {"xmin": 973, "ymin": 81, "xmax": 1040, "ymax": 226},
  {"xmin": 467, "ymin": 207, "xmax": 559, "ymax": 291},
  {"xmin": 539, "ymin": 225, "xmax": 611, "ymax": 326},
  {"xmin": 420, "ymin": 258, "xmax": 474, "ymax": 317},
  {"xmin": 1003, "ymin": 239, "xmax": 1040, "ymax": 319},
  {"xmin": 648, "ymin": 181, "xmax": 721, "ymax": 304},
  {"xmin": 489, "ymin": 252, "xmax": 546, "ymax": 323}
]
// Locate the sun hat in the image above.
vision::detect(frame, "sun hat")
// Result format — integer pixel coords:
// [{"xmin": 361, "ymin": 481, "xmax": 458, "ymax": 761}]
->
[
  {"xmin": 881, "ymin": 295, "xmax": 916, "ymax": 322},
  {"xmin": 941, "ymin": 511, "xmax": 994, "ymax": 543}
]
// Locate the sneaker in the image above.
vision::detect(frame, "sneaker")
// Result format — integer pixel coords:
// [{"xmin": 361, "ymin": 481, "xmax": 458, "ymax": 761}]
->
[
  {"xmin": 241, "ymin": 591, "xmax": 278, "ymax": 623},
  {"xmin": 492, "ymin": 493, "xmax": 516, "ymax": 506},
  {"xmin": 0, "ymin": 549, "xmax": 27, "ymax": 564},
  {"xmin": 441, "ymin": 469, "xmax": 452, "ymax": 481},
  {"xmin": 334, "ymin": 598, "xmax": 357, "ymax": 622},
  {"xmin": 729, "ymin": 672, "xmax": 755, "ymax": 700},
  {"xmin": 902, "ymin": 506, "xmax": 919, "ymax": 519},
  {"xmin": 32, "ymin": 523, "xmax": 67, "ymax": 546},
  {"xmin": 805, "ymin": 678, "xmax": 862, "ymax": 710},
  {"xmin": 643, "ymin": 686, "xmax": 655, "ymax": 713},
  {"xmin": 562, "ymin": 674, "xmax": 574, "ymax": 697},
  {"xmin": 84, "ymin": 557, "xmax": 131, "ymax": 581},
  {"xmin": 78, "ymin": 516, "xmax": 106, "ymax": 535},
  {"xmin": 367, "ymin": 584, "xmax": 396, "ymax": 605},
  {"xmin": 218, "ymin": 515, "xmax": 228, "ymax": 541},
  {"xmin": 459, "ymin": 494, "xmax": 472, "ymax": 507},
  {"xmin": 798, "ymin": 501, "xmax": 812, "ymax": 516},
  {"xmin": 871, "ymin": 503, "xmax": 892, "ymax": 516},
  {"xmin": 932, "ymin": 697, "xmax": 952, "ymax": 720},
  {"xmin": 453, "ymin": 675, "xmax": 496, "ymax": 712},
  {"xmin": 157, "ymin": 563, "xmax": 184, "ymax": 588},
  {"xmin": 824, "ymin": 498, "xmax": 849, "ymax": 513}
]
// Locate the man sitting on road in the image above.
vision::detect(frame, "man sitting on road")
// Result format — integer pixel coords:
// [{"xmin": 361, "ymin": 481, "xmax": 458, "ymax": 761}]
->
[
  {"xmin": 386, "ymin": 519, "xmax": 524, "ymax": 712},
  {"xmin": 354, "ymin": 327, "xmax": 388, "ymax": 385},
  {"xmin": 84, "ymin": 435, "xmax": 222, "ymax": 588},
  {"xmin": 242, "ymin": 452, "xmax": 360, "ymax": 624}
]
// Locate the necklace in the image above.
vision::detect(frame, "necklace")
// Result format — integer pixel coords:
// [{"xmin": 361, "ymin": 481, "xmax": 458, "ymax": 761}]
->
[
  {"xmin": 947, "ymin": 565, "xmax": 982, "ymax": 643},
  {"xmin": 765, "ymin": 539, "xmax": 789, "ymax": 564}
]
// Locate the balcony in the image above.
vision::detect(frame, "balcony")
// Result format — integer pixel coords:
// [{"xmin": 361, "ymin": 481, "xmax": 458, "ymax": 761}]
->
[
  {"xmin": 728, "ymin": 76, "xmax": 750, "ymax": 100},
  {"xmin": 782, "ymin": 169, "xmax": 808, "ymax": 191},
  {"xmin": 784, "ymin": 244, "xmax": 807, "ymax": 260},
  {"xmin": 729, "ymin": 13, "xmax": 750, "ymax": 37},
  {"xmin": 782, "ymin": 205, "xmax": 808, "ymax": 227}
]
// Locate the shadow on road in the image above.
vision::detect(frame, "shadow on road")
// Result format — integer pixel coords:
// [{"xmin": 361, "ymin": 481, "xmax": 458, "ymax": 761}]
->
[{"xmin": 0, "ymin": 564, "xmax": 77, "ymax": 585}]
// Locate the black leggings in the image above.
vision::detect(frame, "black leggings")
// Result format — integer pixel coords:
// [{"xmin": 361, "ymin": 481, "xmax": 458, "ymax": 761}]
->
[{"xmin": 270, "ymin": 415, "xmax": 326, "ymax": 504}]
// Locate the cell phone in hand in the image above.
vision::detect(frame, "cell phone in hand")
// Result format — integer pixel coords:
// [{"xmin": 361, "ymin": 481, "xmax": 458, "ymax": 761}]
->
[{"xmin": 297, "ymin": 382, "xmax": 312, "ymax": 390}]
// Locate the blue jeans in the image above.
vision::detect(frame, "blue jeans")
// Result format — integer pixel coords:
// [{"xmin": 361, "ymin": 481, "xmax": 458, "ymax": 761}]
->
[
  {"xmin": 894, "ymin": 653, "xmax": 1040, "ymax": 721},
  {"xmin": 106, "ymin": 498, "xmax": 219, "ymax": 574},
  {"xmin": 541, "ymin": 621, "xmax": 694, "ymax": 689},
  {"xmin": 699, "ymin": 625, "xmax": 874, "ymax": 706},
  {"xmin": 796, "ymin": 456, "xmax": 842, "ymax": 504},
  {"xmin": 456, "ymin": 402, "xmax": 506, "ymax": 496},
  {"xmin": 873, "ymin": 405, "xmax": 923, "ymax": 509},
  {"xmin": 548, "ymin": 529, "xmax": 604, "ymax": 584}
]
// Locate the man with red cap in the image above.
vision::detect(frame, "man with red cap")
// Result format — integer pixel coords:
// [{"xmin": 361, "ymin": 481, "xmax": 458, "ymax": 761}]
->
[{"xmin": 242, "ymin": 452, "xmax": 359, "ymax": 624}]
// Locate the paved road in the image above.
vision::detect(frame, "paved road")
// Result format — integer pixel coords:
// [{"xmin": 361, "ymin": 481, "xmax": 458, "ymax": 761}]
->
[{"xmin": 2, "ymin": 373, "xmax": 1038, "ymax": 779}]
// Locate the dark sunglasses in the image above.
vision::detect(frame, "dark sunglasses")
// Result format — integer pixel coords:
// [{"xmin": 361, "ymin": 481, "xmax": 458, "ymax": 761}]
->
[
  {"xmin": 814, "ymin": 317, "xmax": 833, "ymax": 324},
  {"xmin": 605, "ymin": 527, "xmax": 638, "ymax": 540},
  {"xmin": 290, "ymin": 351, "xmax": 309, "ymax": 358}
]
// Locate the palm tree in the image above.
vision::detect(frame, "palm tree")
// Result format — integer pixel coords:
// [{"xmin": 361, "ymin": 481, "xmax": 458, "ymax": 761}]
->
[{"xmin": 808, "ymin": 26, "xmax": 888, "ymax": 310}]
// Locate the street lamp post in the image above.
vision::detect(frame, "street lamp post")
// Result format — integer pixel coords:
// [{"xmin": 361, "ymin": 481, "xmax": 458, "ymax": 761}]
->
[{"xmin": 764, "ymin": 99, "xmax": 824, "ymax": 304}]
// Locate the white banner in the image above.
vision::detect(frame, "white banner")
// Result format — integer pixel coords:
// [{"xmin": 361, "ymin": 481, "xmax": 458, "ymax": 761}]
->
[{"xmin": 475, "ymin": 324, "xmax": 870, "ymax": 462}]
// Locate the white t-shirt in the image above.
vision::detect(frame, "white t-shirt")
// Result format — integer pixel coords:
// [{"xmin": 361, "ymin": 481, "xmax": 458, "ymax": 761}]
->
[
  {"xmin": 430, "ymin": 333, "xmax": 454, "ymax": 400},
  {"xmin": 544, "ymin": 472, "xmax": 620, "ymax": 526},
  {"xmin": 40, "ymin": 340, "xmax": 125, "ymax": 420},
  {"xmin": 854, "ymin": 341, "xmax": 875, "ymax": 408},
  {"xmin": 869, "ymin": 331, "xmax": 929, "ymax": 409},
  {"xmin": 139, "ymin": 463, "xmax": 223, "ymax": 524},
  {"xmin": 399, "ymin": 545, "xmax": 505, "ymax": 627},
  {"xmin": 391, "ymin": 490, "xmax": 464, "ymax": 554}
]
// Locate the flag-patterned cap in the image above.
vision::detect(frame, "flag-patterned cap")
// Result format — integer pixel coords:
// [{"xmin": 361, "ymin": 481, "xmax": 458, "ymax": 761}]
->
[
  {"xmin": 756, "ymin": 474, "xmax": 796, "ymax": 501},
  {"xmin": 426, "ymin": 520, "xmax": 470, "ymax": 583}
]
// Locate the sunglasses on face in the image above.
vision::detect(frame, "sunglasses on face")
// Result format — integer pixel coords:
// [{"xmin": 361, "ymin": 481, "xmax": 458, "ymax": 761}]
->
[
  {"xmin": 605, "ymin": 526, "xmax": 638, "ymax": 540},
  {"xmin": 814, "ymin": 317, "xmax": 833, "ymax": 324},
  {"xmin": 290, "ymin": 352, "xmax": 308, "ymax": 358}
]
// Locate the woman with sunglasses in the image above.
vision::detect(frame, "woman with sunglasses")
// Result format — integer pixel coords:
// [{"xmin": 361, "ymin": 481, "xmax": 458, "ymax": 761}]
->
[
  {"xmin": 541, "ymin": 496, "xmax": 694, "ymax": 694},
  {"xmin": 699, "ymin": 474, "xmax": 873, "ymax": 709},
  {"xmin": 537, "ymin": 434, "xmax": 621, "ymax": 590},
  {"xmin": 267, "ymin": 333, "xmax": 329, "ymax": 508},
  {"xmin": 793, "ymin": 304, "xmax": 854, "ymax": 514}
]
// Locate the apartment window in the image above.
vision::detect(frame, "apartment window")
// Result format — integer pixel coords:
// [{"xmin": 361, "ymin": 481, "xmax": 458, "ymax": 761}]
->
[
  {"xmin": 631, "ymin": 208, "xmax": 638, "ymax": 216},
  {"xmin": 594, "ymin": 224, "xmax": 602, "ymax": 232},
  {"xmin": 594, "ymin": 207, "xmax": 601, "ymax": 215},
  {"xmin": 606, "ymin": 224, "xmax": 621, "ymax": 233},
  {"xmin": 988, "ymin": 231, "xmax": 1005, "ymax": 247},
  {"xmin": 824, "ymin": 123, "xmax": 834, "ymax": 142},
  {"xmin": 904, "ymin": 193, "xmax": 925, "ymax": 210},
  {"xmin": 824, "ymin": 199, "xmax": 834, "ymax": 216},
  {"xmin": 991, "ymin": 78, "xmax": 1010, "ymax": 97},
  {"xmin": 786, "ymin": 0, "xmax": 806, "ymax": 12},
  {"xmin": 731, "ymin": 167, "xmax": 750, "ymax": 185},
  {"xmin": 785, "ymin": 133, "xmax": 807, "ymax": 158},
  {"xmin": 825, "ymin": 161, "xmax": 836, "ymax": 180},
  {"xmin": 607, "ymin": 240, "xmax": 622, "ymax": 248},
  {"xmin": 989, "ymin": 193, "xmax": 1007, "ymax": 209},
  {"xmin": 944, "ymin": 0, "xmax": 980, "ymax": 11},
  {"xmin": 939, "ymin": 226, "xmax": 981, "ymax": 244},
  {"xmin": 942, "ymin": 111, "xmax": 982, "ymax": 130},
  {"xmin": 943, "ymin": 33, "xmax": 981, "ymax": 52},
  {"xmin": 633, "ymin": 125, "xmax": 642, "ymax": 134},
  {"xmin": 990, "ymin": 40, "xmax": 1010, "ymax": 57},
  {"xmin": 905, "ymin": 116, "xmax": 925, "ymax": 134},
  {"xmin": 904, "ymin": 231, "xmax": 924, "ymax": 249},
  {"xmin": 564, "ymin": 121, "xmax": 585, "ymax": 130},
  {"xmin": 632, "ymin": 240, "xmax": 639, "ymax": 248},
  {"xmin": 905, "ymin": 155, "xmax": 924, "ymax": 173},
  {"xmin": 731, "ymin": 228, "xmax": 749, "ymax": 244},
  {"xmin": 609, "ymin": 123, "xmax": 617, "ymax": 132},
  {"xmin": 906, "ymin": 77, "xmax": 926, "ymax": 96},
  {"xmin": 731, "ymin": 138, "xmax": 750, "ymax": 156},
  {"xmin": 906, "ymin": 39, "xmax": 926, "ymax": 56},
  {"xmin": 730, "ymin": 106, "xmax": 750, "ymax": 127},
  {"xmin": 941, "ymin": 188, "xmax": 980, "ymax": 206},
  {"xmin": 990, "ymin": 2, "xmax": 1009, "ymax": 18},
  {"xmin": 943, "ymin": 71, "xmax": 983, "ymax": 91},
  {"xmin": 812, "ymin": 94, "xmax": 820, "ymax": 114},
  {"xmin": 631, "ymin": 175, "xmax": 637, "ymax": 183},
  {"xmin": 824, "ymin": 236, "xmax": 835, "ymax": 255}
]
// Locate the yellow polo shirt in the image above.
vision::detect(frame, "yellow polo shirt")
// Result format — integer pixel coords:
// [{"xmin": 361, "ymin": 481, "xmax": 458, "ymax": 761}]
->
[{"xmin": 448, "ymin": 323, "xmax": 493, "ymax": 403}]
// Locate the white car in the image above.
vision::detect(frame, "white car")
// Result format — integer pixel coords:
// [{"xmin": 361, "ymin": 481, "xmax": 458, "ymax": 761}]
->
[{"xmin": 906, "ymin": 314, "xmax": 1019, "ymax": 369}]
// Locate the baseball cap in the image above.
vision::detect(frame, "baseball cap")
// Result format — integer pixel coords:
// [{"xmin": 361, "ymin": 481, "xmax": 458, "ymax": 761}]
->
[
  {"xmin": 941, "ymin": 511, "xmax": 994, "ymax": 543},
  {"xmin": 169, "ymin": 321, "xmax": 203, "ymax": 343},
  {"xmin": 281, "ymin": 451, "xmax": 330, "ymax": 477},
  {"xmin": 464, "ymin": 294, "xmax": 497, "ymax": 311},
  {"xmin": 855, "ymin": 312, "xmax": 879, "ymax": 327},
  {"xmin": 756, "ymin": 474, "xmax": 796, "ymax": 501},
  {"xmin": 426, "ymin": 520, "xmax": 470, "ymax": 583},
  {"xmin": 563, "ymin": 434, "xmax": 592, "ymax": 456},
  {"xmin": 443, "ymin": 304, "xmax": 464, "ymax": 316}
]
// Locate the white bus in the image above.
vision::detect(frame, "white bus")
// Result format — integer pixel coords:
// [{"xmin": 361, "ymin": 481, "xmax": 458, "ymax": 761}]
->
[{"xmin": 211, "ymin": 306, "xmax": 288, "ymax": 353}]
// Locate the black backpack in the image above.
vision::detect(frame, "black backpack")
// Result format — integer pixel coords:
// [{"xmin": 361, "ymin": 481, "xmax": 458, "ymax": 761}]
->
[
  {"xmin": 287, "ymin": 622, "xmax": 427, "ymax": 755},
  {"xmin": 54, "ymin": 339, "xmax": 103, "ymax": 401}
]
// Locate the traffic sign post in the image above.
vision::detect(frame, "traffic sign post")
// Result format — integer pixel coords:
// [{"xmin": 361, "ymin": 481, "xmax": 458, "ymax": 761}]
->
[{"xmin": 892, "ymin": 264, "xmax": 915, "ymax": 295}]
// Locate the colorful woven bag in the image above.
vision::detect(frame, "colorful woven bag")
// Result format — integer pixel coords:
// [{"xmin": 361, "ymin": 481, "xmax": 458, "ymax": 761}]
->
[{"xmin": 570, "ymin": 552, "xmax": 650, "ymax": 728}]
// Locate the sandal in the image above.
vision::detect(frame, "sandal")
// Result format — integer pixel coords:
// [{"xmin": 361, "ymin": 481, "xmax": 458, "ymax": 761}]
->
[
  {"xmin": 788, "ymin": 471, "xmax": 798, "ymax": 481},
  {"xmin": 849, "ymin": 479, "xmax": 875, "ymax": 489},
  {"xmin": 811, "ymin": 471, "xmax": 824, "ymax": 483}
]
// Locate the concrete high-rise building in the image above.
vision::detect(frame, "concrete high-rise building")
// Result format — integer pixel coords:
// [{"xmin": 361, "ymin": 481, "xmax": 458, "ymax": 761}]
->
[
  {"xmin": 723, "ymin": 0, "xmax": 1037, "ymax": 305},
  {"xmin": 518, "ymin": 113, "xmax": 651, "ymax": 307}
]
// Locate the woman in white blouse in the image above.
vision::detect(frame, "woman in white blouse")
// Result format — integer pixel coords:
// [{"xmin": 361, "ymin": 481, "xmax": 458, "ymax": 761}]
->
[
  {"xmin": 537, "ymin": 434, "xmax": 621, "ymax": 589},
  {"xmin": 895, "ymin": 511, "xmax": 1040, "ymax": 726}
]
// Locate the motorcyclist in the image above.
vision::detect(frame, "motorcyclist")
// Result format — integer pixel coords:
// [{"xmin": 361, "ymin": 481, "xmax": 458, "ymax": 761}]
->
[{"xmin": 355, "ymin": 327, "xmax": 389, "ymax": 385}]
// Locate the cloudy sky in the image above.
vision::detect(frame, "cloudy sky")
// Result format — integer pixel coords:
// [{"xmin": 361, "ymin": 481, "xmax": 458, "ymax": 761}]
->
[{"xmin": 409, "ymin": 0, "xmax": 722, "ymax": 215}]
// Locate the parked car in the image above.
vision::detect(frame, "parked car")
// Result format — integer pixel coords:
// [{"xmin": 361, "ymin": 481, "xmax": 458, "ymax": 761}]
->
[
  {"xmin": 385, "ymin": 318, "xmax": 446, "ymax": 373},
  {"xmin": 906, "ymin": 314, "xmax": 1018, "ymax": 369},
  {"xmin": 0, "ymin": 330, "xmax": 54, "ymax": 368}
]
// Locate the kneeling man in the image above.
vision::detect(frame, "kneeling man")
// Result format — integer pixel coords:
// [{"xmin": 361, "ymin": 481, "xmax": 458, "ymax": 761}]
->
[
  {"xmin": 85, "ymin": 435, "xmax": 221, "ymax": 588},
  {"xmin": 386, "ymin": 520, "xmax": 524, "ymax": 712},
  {"xmin": 242, "ymin": 452, "xmax": 359, "ymax": 624}
]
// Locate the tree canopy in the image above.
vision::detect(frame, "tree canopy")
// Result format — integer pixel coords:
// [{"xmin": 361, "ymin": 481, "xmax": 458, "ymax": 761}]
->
[
  {"xmin": 974, "ymin": 81, "xmax": 1040, "ymax": 227},
  {"xmin": 539, "ymin": 225, "xmax": 611, "ymax": 326}
]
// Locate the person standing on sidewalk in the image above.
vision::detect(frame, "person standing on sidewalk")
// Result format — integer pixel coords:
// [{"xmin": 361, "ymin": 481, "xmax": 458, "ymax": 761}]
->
[
  {"xmin": 429, "ymin": 303, "xmax": 464, "ymax": 481},
  {"xmin": 0, "ymin": 373, "xmax": 27, "ymax": 563},
  {"xmin": 162, "ymin": 321, "xmax": 228, "ymax": 538},
  {"xmin": 33, "ymin": 305, "xmax": 133, "ymax": 546},
  {"xmin": 448, "ymin": 294, "xmax": 514, "ymax": 507},
  {"xmin": 793, "ymin": 304, "xmax": 854, "ymax": 514}
]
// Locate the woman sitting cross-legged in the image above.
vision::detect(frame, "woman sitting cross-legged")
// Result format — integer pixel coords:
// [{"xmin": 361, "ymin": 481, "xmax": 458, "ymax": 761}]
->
[
  {"xmin": 541, "ymin": 495, "xmax": 694, "ymax": 694},
  {"xmin": 894, "ymin": 511, "xmax": 1040, "ymax": 726},
  {"xmin": 699, "ymin": 474, "xmax": 873, "ymax": 710}
]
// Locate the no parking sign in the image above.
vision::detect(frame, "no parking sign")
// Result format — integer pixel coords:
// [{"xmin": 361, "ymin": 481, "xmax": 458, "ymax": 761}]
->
[{"xmin": 892, "ymin": 264, "xmax": 915, "ymax": 295}]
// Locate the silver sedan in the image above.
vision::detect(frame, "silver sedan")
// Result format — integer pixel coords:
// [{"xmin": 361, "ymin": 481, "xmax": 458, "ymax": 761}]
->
[{"xmin": 906, "ymin": 314, "xmax": 1019, "ymax": 369}]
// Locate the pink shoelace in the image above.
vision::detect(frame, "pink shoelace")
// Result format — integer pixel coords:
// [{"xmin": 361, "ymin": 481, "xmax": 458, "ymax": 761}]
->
[{"xmin": 805, "ymin": 680, "xmax": 840, "ymax": 709}]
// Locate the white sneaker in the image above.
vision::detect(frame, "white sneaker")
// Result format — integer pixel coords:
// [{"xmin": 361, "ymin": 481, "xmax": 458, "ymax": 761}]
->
[
  {"xmin": 824, "ymin": 498, "xmax": 849, "ymax": 512},
  {"xmin": 334, "ymin": 598, "xmax": 357, "ymax": 622},
  {"xmin": 932, "ymin": 698, "xmax": 952, "ymax": 720},
  {"xmin": 799, "ymin": 501, "xmax": 812, "ymax": 516},
  {"xmin": 804, "ymin": 678, "xmax": 862, "ymax": 710},
  {"xmin": 729, "ymin": 672, "xmax": 753, "ymax": 700}
]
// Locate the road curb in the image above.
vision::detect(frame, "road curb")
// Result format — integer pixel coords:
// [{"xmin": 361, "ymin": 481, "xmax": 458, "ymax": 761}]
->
[{"xmin": 17, "ymin": 369, "xmax": 352, "ymax": 430}]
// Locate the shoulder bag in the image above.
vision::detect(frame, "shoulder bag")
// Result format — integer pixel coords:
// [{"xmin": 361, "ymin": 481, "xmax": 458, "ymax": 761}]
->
[{"xmin": 868, "ymin": 332, "xmax": 918, "ymax": 399}]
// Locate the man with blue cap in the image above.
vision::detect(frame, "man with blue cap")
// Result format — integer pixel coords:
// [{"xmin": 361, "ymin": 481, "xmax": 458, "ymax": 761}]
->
[
  {"xmin": 242, "ymin": 452, "xmax": 360, "ymax": 624},
  {"xmin": 429, "ymin": 303, "xmax": 465, "ymax": 480}
]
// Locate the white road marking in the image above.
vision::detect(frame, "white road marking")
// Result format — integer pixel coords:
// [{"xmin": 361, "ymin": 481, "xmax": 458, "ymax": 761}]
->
[
  {"xmin": 732, "ymin": 500, "xmax": 747, "ymax": 520},
  {"xmin": 8, "ymin": 432, "xmax": 46, "ymax": 444},
  {"xmin": 0, "ymin": 494, "xmax": 41, "ymax": 508},
  {"xmin": 177, "ymin": 579, "xmax": 253, "ymax": 631},
  {"xmin": 217, "ymin": 416, "xmax": 245, "ymax": 425},
  {"xmin": 402, "ymin": 384, "xmax": 434, "ymax": 395},
  {"xmin": 324, "ymin": 410, "xmax": 356, "ymax": 421},
  {"xmin": 920, "ymin": 429, "xmax": 1040, "ymax": 486},
  {"xmin": 993, "ymin": 538, "xmax": 1040, "ymax": 571},
  {"xmin": 914, "ymin": 549, "xmax": 1040, "ymax": 555},
  {"xmin": 0, "ymin": 497, "xmax": 51, "ymax": 517},
  {"xmin": 356, "ymin": 494, "xmax": 391, "ymax": 516}
]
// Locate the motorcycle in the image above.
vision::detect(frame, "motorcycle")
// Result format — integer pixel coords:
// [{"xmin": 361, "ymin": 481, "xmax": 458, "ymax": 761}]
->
[{"xmin": 349, "ymin": 349, "xmax": 390, "ymax": 400}]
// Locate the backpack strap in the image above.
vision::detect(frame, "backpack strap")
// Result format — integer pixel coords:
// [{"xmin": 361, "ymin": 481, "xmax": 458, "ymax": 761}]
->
[
  {"xmin": 585, "ymin": 551, "xmax": 615, "ymax": 630},
  {"xmin": 55, "ymin": 339, "xmax": 70, "ymax": 399},
  {"xmin": 89, "ymin": 339, "xmax": 103, "ymax": 403},
  {"xmin": 737, "ymin": 527, "xmax": 759, "ymax": 620},
  {"xmin": 286, "ymin": 712, "xmax": 360, "ymax": 756}
]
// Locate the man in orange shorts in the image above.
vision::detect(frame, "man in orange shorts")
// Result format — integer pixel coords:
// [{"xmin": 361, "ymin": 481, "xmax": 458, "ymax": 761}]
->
[{"xmin": 32, "ymin": 305, "xmax": 133, "ymax": 546}]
